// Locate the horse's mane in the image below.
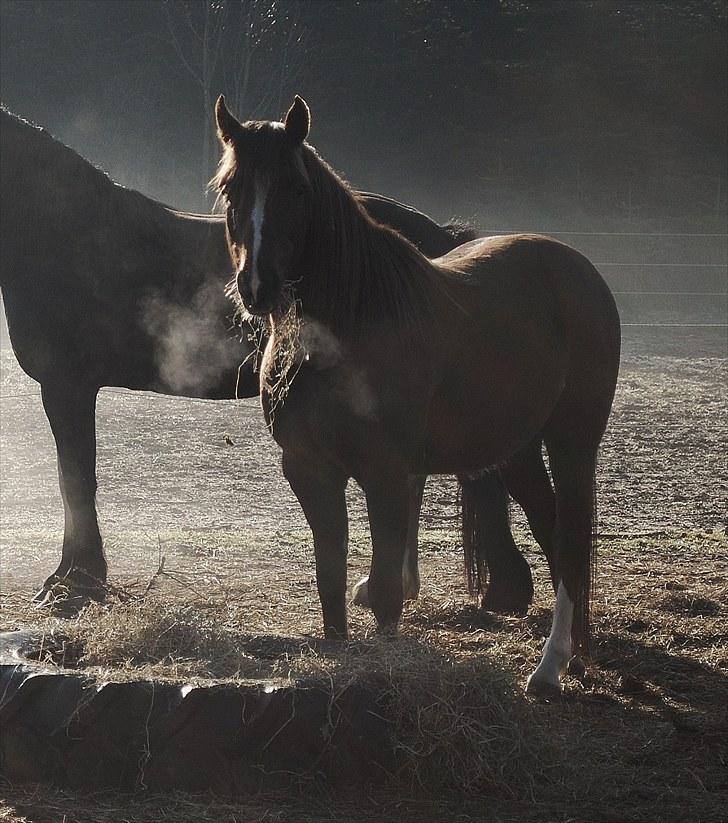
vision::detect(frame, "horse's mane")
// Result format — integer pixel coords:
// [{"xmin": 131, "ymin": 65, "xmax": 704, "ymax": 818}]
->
[
  {"xmin": 2, "ymin": 108, "xmax": 117, "ymax": 202},
  {"xmin": 295, "ymin": 144, "xmax": 469, "ymax": 341},
  {"xmin": 441, "ymin": 219, "xmax": 479, "ymax": 247}
]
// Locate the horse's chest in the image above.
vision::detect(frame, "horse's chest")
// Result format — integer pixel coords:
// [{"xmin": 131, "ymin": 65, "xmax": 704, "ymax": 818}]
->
[
  {"xmin": 262, "ymin": 360, "xmax": 424, "ymax": 472},
  {"xmin": 263, "ymin": 360, "xmax": 368, "ymax": 439}
]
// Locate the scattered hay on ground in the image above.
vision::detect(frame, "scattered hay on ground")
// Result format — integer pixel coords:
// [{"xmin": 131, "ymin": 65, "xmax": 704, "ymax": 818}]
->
[{"xmin": 1, "ymin": 529, "xmax": 726, "ymax": 822}]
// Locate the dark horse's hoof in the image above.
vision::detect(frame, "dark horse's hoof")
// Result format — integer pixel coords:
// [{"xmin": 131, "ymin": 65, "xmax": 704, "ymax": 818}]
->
[
  {"xmin": 480, "ymin": 578, "xmax": 534, "ymax": 616},
  {"xmin": 566, "ymin": 655, "xmax": 587, "ymax": 680},
  {"xmin": 33, "ymin": 571, "xmax": 107, "ymax": 615}
]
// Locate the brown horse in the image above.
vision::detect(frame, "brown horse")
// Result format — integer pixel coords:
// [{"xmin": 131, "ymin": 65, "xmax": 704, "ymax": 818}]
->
[
  {"xmin": 2, "ymin": 107, "xmax": 536, "ymax": 616},
  {"xmin": 213, "ymin": 96, "xmax": 620, "ymax": 695}
]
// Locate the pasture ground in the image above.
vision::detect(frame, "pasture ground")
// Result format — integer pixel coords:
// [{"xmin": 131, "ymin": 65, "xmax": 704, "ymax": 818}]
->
[{"xmin": 1, "ymin": 330, "xmax": 726, "ymax": 822}]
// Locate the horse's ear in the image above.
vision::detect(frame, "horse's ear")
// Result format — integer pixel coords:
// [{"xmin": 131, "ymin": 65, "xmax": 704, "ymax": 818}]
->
[
  {"xmin": 215, "ymin": 95, "xmax": 243, "ymax": 145},
  {"xmin": 284, "ymin": 95, "xmax": 310, "ymax": 145}
]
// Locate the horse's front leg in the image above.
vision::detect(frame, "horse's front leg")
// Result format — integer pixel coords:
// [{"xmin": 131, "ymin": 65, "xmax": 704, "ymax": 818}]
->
[
  {"xmin": 401, "ymin": 474, "xmax": 424, "ymax": 600},
  {"xmin": 35, "ymin": 381, "xmax": 105, "ymax": 609},
  {"xmin": 352, "ymin": 473, "xmax": 424, "ymax": 607},
  {"xmin": 363, "ymin": 473, "xmax": 410, "ymax": 632},
  {"xmin": 282, "ymin": 453, "xmax": 349, "ymax": 640}
]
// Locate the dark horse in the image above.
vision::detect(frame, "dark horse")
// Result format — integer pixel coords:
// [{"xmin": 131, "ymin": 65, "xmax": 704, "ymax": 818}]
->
[
  {"xmin": 1, "ymin": 108, "xmax": 534, "ymax": 614},
  {"xmin": 213, "ymin": 96, "xmax": 620, "ymax": 694}
]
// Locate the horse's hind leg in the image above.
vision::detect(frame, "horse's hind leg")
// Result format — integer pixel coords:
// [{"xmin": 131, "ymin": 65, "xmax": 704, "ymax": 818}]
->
[
  {"xmin": 35, "ymin": 381, "xmax": 106, "ymax": 609},
  {"xmin": 352, "ymin": 474, "xmax": 423, "ymax": 607},
  {"xmin": 525, "ymin": 441, "xmax": 597, "ymax": 696},
  {"xmin": 501, "ymin": 440, "xmax": 557, "ymax": 589},
  {"xmin": 283, "ymin": 454, "xmax": 350, "ymax": 640},
  {"xmin": 460, "ymin": 472, "xmax": 534, "ymax": 614}
]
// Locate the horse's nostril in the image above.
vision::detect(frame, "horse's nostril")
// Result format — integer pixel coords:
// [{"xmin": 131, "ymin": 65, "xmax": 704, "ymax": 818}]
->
[{"xmin": 236, "ymin": 272, "xmax": 251, "ymax": 301}]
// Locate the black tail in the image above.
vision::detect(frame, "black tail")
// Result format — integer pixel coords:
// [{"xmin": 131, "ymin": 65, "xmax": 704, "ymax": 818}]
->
[
  {"xmin": 442, "ymin": 219, "xmax": 478, "ymax": 247},
  {"xmin": 460, "ymin": 473, "xmax": 504, "ymax": 596},
  {"xmin": 569, "ymin": 468, "xmax": 599, "ymax": 658},
  {"xmin": 578, "ymin": 472, "xmax": 599, "ymax": 655}
]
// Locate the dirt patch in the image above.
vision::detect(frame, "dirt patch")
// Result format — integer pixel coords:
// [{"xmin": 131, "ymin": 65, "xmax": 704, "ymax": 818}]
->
[{"xmin": 660, "ymin": 592, "xmax": 722, "ymax": 617}]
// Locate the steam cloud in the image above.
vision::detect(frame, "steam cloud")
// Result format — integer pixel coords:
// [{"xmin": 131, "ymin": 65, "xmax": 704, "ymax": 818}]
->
[
  {"xmin": 142, "ymin": 279, "xmax": 245, "ymax": 397},
  {"xmin": 301, "ymin": 320, "xmax": 379, "ymax": 420}
]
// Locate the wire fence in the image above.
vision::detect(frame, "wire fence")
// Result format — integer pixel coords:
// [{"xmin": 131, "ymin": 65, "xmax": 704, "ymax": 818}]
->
[{"xmin": 507, "ymin": 229, "xmax": 727, "ymax": 332}]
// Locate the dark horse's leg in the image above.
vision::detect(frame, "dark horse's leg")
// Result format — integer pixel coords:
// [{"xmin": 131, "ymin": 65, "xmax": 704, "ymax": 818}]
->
[
  {"xmin": 351, "ymin": 474, "xmax": 424, "ymax": 607},
  {"xmin": 501, "ymin": 440, "xmax": 557, "ymax": 589},
  {"xmin": 283, "ymin": 454, "xmax": 349, "ymax": 640},
  {"xmin": 34, "ymin": 381, "xmax": 106, "ymax": 608},
  {"xmin": 460, "ymin": 472, "xmax": 535, "ymax": 614},
  {"xmin": 362, "ymin": 473, "xmax": 410, "ymax": 632}
]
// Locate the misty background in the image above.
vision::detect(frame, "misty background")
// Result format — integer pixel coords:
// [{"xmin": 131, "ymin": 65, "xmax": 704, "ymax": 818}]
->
[
  {"xmin": 1, "ymin": 0, "xmax": 727, "ymax": 337},
  {"xmin": 0, "ymin": 2, "xmax": 725, "ymax": 618}
]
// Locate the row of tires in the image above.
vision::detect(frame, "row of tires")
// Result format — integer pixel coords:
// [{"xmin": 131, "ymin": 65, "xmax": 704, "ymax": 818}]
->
[{"xmin": 0, "ymin": 633, "xmax": 392, "ymax": 792}]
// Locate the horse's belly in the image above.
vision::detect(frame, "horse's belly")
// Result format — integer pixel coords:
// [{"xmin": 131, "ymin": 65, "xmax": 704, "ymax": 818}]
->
[{"xmin": 420, "ymin": 357, "xmax": 566, "ymax": 473}]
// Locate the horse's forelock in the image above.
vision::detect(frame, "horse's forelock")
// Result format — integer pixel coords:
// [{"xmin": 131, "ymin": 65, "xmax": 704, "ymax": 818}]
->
[
  {"xmin": 211, "ymin": 124, "xmax": 296, "ymax": 207},
  {"xmin": 210, "ymin": 141, "xmax": 238, "ymax": 200}
]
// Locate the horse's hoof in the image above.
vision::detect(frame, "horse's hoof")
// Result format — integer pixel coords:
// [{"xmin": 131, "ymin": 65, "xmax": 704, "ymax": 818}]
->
[
  {"xmin": 351, "ymin": 576, "xmax": 370, "ymax": 607},
  {"xmin": 33, "ymin": 572, "xmax": 64, "ymax": 603},
  {"xmin": 375, "ymin": 623, "xmax": 399, "ymax": 638},
  {"xmin": 33, "ymin": 572, "xmax": 106, "ymax": 616},
  {"xmin": 33, "ymin": 587, "xmax": 92, "ymax": 616},
  {"xmin": 481, "ymin": 584, "xmax": 533, "ymax": 616},
  {"xmin": 323, "ymin": 626, "xmax": 349, "ymax": 643},
  {"xmin": 32, "ymin": 584, "xmax": 53, "ymax": 605},
  {"xmin": 525, "ymin": 672, "xmax": 563, "ymax": 700},
  {"xmin": 567, "ymin": 656, "xmax": 586, "ymax": 679},
  {"xmin": 352, "ymin": 577, "xmax": 418, "ymax": 608}
]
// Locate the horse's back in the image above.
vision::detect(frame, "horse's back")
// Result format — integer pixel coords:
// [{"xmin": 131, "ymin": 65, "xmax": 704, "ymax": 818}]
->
[
  {"xmin": 442, "ymin": 233, "xmax": 619, "ymax": 346},
  {"xmin": 420, "ymin": 234, "xmax": 620, "ymax": 471}
]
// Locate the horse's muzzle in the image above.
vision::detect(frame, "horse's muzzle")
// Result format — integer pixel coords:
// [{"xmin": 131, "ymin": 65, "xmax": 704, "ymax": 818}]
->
[{"xmin": 237, "ymin": 268, "xmax": 281, "ymax": 316}]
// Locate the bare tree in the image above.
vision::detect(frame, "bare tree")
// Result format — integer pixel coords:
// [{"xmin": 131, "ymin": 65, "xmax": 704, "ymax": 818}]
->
[
  {"xmin": 225, "ymin": 0, "xmax": 305, "ymax": 119},
  {"xmin": 163, "ymin": 0, "xmax": 305, "ymax": 203},
  {"xmin": 164, "ymin": 0, "xmax": 226, "ymax": 195}
]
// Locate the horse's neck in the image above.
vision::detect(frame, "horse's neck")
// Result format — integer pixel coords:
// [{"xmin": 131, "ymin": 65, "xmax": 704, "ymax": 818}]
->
[
  {"xmin": 297, "ymin": 185, "xmax": 439, "ymax": 340},
  {"xmin": 2, "ymin": 126, "xmax": 225, "ymax": 286}
]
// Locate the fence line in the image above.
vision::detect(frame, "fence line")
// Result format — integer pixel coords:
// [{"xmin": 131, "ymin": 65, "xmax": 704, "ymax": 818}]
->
[
  {"xmin": 598, "ymin": 263, "xmax": 726, "ymax": 268},
  {"xmin": 484, "ymin": 230, "xmax": 728, "ymax": 238},
  {"xmin": 613, "ymin": 291, "xmax": 726, "ymax": 296}
]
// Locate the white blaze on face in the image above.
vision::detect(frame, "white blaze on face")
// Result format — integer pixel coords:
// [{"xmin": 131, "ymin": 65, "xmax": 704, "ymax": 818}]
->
[{"xmin": 249, "ymin": 179, "xmax": 268, "ymax": 303}]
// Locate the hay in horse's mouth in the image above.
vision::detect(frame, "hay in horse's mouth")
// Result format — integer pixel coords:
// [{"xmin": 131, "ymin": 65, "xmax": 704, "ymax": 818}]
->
[
  {"xmin": 259, "ymin": 292, "xmax": 305, "ymax": 422},
  {"xmin": 225, "ymin": 266, "xmax": 307, "ymax": 418}
]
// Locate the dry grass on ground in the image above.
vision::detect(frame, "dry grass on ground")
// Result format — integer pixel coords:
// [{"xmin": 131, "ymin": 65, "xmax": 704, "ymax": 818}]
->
[
  {"xmin": 1, "ymin": 350, "xmax": 726, "ymax": 820},
  {"xmin": 2, "ymin": 528, "xmax": 726, "ymax": 823}
]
